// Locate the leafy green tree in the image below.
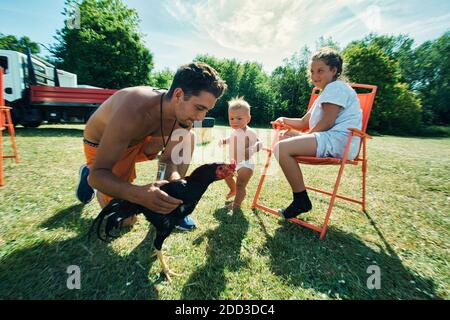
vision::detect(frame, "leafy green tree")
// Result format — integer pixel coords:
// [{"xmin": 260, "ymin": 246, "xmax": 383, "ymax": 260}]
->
[
  {"xmin": 0, "ymin": 33, "xmax": 41, "ymax": 54},
  {"xmin": 270, "ymin": 47, "xmax": 312, "ymax": 119},
  {"xmin": 217, "ymin": 59, "xmax": 244, "ymax": 115},
  {"xmin": 195, "ymin": 55, "xmax": 276, "ymax": 125},
  {"xmin": 194, "ymin": 55, "xmax": 229, "ymax": 120},
  {"xmin": 51, "ymin": 0, "xmax": 153, "ymax": 88},
  {"xmin": 239, "ymin": 61, "xmax": 276, "ymax": 125},
  {"xmin": 391, "ymin": 83, "xmax": 423, "ymax": 133},
  {"xmin": 315, "ymin": 36, "xmax": 341, "ymax": 52},
  {"xmin": 343, "ymin": 43, "xmax": 422, "ymax": 133},
  {"xmin": 356, "ymin": 34, "xmax": 416, "ymax": 85},
  {"xmin": 148, "ymin": 68, "xmax": 174, "ymax": 89},
  {"xmin": 412, "ymin": 31, "xmax": 450, "ymax": 124}
]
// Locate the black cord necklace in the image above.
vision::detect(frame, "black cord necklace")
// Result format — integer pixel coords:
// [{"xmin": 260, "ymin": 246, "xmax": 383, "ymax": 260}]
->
[{"xmin": 160, "ymin": 92, "xmax": 177, "ymax": 156}]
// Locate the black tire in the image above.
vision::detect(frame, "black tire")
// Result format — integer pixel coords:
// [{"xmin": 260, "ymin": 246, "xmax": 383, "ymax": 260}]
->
[
  {"xmin": 7, "ymin": 100, "xmax": 28, "ymax": 126},
  {"xmin": 4, "ymin": 101, "xmax": 18, "ymax": 127},
  {"xmin": 19, "ymin": 108, "xmax": 43, "ymax": 128},
  {"xmin": 21, "ymin": 120, "xmax": 42, "ymax": 128}
]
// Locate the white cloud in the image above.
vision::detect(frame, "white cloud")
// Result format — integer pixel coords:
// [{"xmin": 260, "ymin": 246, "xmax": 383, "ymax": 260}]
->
[
  {"xmin": 159, "ymin": 0, "xmax": 450, "ymax": 72},
  {"xmin": 387, "ymin": 12, "xmax": 450, "ymax": 40},
  {"xmin": 163, "ymin": 0, "xmax": 385, "ymax": 54},
  {"xmin": 165, "ymin": 0, "xmax": 317, "ymax": 53}
]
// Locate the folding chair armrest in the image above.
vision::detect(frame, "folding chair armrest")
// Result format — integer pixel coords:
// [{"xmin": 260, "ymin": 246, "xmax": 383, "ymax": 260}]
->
[
  {"xmin": 349, "ymin": 128, "xmax": 372, "ymax": 140},
  {"xmin": 270, "ymin": 121, "xmax": 308, "ymax": 131},
  {"xmin": 271, "ymin": 121, "xmax": 295, "ymax": 131}
]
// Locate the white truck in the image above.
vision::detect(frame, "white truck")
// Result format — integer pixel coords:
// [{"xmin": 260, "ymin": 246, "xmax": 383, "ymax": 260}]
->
[{"xmin": 0, "ymin": 49, "xmax": 116, "ymax": 127}]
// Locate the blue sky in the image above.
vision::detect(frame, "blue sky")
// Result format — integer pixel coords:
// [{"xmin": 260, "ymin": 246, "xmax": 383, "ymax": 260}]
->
[{"xmin": 1, "ymin": 0, "xmax": 449, "ymax": 73}]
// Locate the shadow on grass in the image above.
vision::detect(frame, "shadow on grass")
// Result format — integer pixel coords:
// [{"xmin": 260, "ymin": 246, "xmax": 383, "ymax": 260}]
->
[
  {"xmin": 253, "ymin": 209, "xmax": 441, "ymax": 300},
  {"xmin": 14, "ymin": 127, "xmax": 84, "ymax": 138},
  {"xmin": 181, "ymin": 207, "xmax": 249, "ymax": 299},
  {"xmin": 0, "ymin": 204, "xmax": 160, "ymax": 299}
]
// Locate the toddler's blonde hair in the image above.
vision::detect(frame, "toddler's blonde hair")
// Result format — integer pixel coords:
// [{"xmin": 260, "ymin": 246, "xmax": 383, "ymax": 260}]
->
[{"xmin": 228, "ymin": 97, "xmax": 251, "ymax": 114}]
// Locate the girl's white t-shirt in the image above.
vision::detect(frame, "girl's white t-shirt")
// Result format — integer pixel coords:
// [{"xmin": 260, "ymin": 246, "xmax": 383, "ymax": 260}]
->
[{"xmin": 309, "ymin": 80, "xmax": 362, "ymax": 133}]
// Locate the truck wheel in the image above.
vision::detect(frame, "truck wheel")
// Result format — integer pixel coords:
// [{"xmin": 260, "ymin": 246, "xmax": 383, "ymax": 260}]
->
[
  {"xmin": 21, "ymin": 120, "xmax": 42, "ymax": 128},
  {"xmin": 5, "ymin": 101, "xmax": 19, "ymax": 126},
  {"xmin": 19, "ymin": 109, "xmax": 43, "ymax": 128}
]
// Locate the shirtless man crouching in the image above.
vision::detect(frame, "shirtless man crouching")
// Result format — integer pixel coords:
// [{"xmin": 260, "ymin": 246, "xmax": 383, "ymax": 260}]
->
[{"xmin": 76, "ymin": 62, "xmax": 227, "ymax": 230}]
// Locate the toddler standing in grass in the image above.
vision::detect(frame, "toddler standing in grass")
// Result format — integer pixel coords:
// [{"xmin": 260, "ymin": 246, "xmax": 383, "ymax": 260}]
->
[{"xmin": 219, "ymin": 97, "xmax": 261, "ymax": 211}]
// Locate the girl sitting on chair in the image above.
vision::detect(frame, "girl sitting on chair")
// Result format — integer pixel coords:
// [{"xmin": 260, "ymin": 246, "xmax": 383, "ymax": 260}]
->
[{"xmin": 273, "ymin": 47, "xmax": 362, "ymax": 219}]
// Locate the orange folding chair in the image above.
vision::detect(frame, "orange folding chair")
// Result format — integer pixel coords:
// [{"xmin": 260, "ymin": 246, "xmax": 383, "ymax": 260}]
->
[
  {"xmin": 0, "ymin": 67, "xmax": 19, "ymax": 186},
  {"xmin": 251, "ymin": 83, "xmax": 377, "ymax": 239}
]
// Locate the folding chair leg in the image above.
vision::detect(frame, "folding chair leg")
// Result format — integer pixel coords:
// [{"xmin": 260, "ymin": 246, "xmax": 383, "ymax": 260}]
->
[
  {"xmin": 319, "ymin": 151, "xmax": 350, "ymax": 239},
  {"xmin": 320, "ymin": 204, "xmax": 334, "ymax": 239},
  {"xmin": 362, "ymin": 137, "xmax": 368, "ymax": 212},
  {"xmin": 319, "ymin": 172, "xmax": 343, "ymax": 239},
  {"xmin": 362, "ymin": 159, "xmax": 367, "ymax": 212},
  {"xmin": 0, "ymin": 128, "xmax": 4, "ymax": 186},
  {"xmin": 5, "ymin": 109, "xmax": 19, "ymax": 163},
  {"xmin": 252, "ymin": 130, "xmax": 280, "ymax": 209},
  {"xmin": 251, "ymin": 149, "xmax": 273, "ymax": 209}
]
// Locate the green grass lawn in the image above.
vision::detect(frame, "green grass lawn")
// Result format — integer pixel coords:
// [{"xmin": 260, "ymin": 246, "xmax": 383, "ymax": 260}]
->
[{"xmin": 0, "ymin": 124, "xmax": 449, "ymax": 300}]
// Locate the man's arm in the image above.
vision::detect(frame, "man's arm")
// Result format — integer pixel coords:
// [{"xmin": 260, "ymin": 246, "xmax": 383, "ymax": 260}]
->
[{"xmin": 88, "ymin": 93, "xmax": 182, "ymax": 213}]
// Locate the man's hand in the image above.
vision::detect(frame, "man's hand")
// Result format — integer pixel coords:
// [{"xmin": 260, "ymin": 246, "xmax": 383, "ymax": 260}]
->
[
  {"xmin": 133, "ymin": 183, "xmax": 183, "ymax": 214},
  {"xmin": 153, "ymin": 180, "xmax": 170, "ymax": 188}
]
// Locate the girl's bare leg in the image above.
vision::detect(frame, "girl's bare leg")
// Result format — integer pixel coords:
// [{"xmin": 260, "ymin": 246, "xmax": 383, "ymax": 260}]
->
[
  {"xmin": 274, "ymin": 134, "xmax": 317, "ymax": 218},
  {"xmin": 274, "ymin": 134, "xmax": 317, "ymax": 192}
]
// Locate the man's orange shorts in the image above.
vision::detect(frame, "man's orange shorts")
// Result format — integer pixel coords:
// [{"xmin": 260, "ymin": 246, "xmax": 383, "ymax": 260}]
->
[{"xmin": 83, "ymin": 136, "xmax": 157, "ymax": 203}]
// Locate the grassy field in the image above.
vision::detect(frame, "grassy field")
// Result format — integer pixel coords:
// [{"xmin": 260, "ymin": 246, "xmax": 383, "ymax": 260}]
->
[{"xmin": 0, "ymin": 124, "xmax": 449, "ymax": 300}]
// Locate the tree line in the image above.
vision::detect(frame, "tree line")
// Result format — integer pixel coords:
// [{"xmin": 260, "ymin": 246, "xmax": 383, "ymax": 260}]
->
[{"xmin": 0, "ymin": 0, "xmax": 448, "ymax": 134}]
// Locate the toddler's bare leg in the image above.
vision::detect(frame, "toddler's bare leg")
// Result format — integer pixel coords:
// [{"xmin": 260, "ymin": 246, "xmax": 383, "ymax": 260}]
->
[
  {"xmin": 232, "ymin": 167, "xmax": 253, "ymax": 209},
  {"xmin": 224, "ymin": 175, "xmax": 236, "ymax": 200}
]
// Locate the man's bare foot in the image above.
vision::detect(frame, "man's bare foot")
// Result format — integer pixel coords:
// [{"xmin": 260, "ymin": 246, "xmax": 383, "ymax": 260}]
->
[
  {"xmin": 226, "ymin": 190, "xmax": 236, "ymax": 200},
  {"xmin": 122, "ymin": 215, "xmax": 137, "ymax": 227}
]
